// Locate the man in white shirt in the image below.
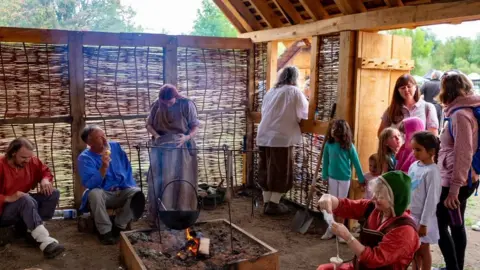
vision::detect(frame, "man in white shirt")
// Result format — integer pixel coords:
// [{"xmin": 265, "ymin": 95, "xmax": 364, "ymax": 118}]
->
[{"xmin": 256, "ymin": 66, "xmax": 309, "ymax": 215}]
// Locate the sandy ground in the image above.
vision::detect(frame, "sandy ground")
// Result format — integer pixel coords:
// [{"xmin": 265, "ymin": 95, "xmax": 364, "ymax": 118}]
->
[{"xmin": 1, "ymin": 195, "xmax": 480, "ymax": 270}]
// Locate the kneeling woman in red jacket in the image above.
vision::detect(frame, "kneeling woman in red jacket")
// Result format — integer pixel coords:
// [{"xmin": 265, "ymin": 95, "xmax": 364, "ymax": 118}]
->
[{"xmin": 317, "ymin": 171, "xmax": 420, "ymax": 270}]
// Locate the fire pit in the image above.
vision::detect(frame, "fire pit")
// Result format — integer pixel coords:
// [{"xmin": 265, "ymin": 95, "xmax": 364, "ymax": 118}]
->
[{"xmin": 120, "ymin": 219, "xmax": 279, "ymax": 270}]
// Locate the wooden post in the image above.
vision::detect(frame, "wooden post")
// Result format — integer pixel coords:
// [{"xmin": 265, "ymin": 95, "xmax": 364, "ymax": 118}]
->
[
  {"xmin": 246, "ymin": 48, "xmax": 255, "ymax": 187},
  {"xmin": 308, "ymin": 36, "xmax": 320, "ymax": 121},
  {"xmin": 164, "ymin": 36, "xmax": 178, "ymax": 86},
  {"xmin": 69, "ymin": 32, "xmax": 86, "ymax": 209},
  {"xmin": 265, "ymin": 41, "xmax": 278, "ymax": 91},
  {"xmin": 336, "ymin": 31, "xmax": 357, "ymax": 128},
  {"xmin": 336, "ymin": 31, "xmax": 360, "ymax": 230}
]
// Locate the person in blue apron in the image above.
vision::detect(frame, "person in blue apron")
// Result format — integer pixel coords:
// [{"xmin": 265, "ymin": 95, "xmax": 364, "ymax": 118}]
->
[{"xmin": 146, "ymin": 84, "xmax": 200, "ymax": 226}]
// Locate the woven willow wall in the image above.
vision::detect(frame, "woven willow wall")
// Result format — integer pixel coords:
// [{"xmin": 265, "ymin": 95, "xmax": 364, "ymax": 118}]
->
[
  {"xmin": 83, "ymin": 45, "xmax": 165, "ymax": 193},
  {"xmin": 0, "ymin": 42, "xmax": 73, "ymax": 207},
  {"xmin": 177, "ymin": 47, "xmax": 248, "ymax": 186},
  {"xmin": 0, "ymin": 38, "xmax": 250, "ymax": 208},
  {"xmin": 252, "ymin": 34, "xmax": 340, "ymax": 211}
]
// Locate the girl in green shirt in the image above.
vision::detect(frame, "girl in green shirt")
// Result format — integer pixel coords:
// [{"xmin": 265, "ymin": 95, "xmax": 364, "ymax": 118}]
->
[{"xmin": 321, "ymin": 119, "xmax": 365, "ymax": 241}]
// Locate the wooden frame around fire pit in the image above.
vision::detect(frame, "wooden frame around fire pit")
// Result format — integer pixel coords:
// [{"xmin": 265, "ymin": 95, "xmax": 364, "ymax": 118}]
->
[{"xmin": 120, "ymin": 219, "xmax": 279, "ymax": 270}]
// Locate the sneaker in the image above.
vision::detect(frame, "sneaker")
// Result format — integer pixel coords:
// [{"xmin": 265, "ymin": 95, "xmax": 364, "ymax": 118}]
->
[
  {"xmin": 472, "ymin": 221, "xmax": 480, "ymax": 231},
  {"xmin": 264, "ymin": 202, "xmax": 289, "ymax": 215},
  {"xmin": 43, "ymin": 242, "xmax": 65, "ymax": 259},
  {"xmin": 98, "ymin": 231, "xmax": 118, "ymax": 245},
  {"xmin": 321, "ymin": 229, "xmax": 334, "ymax": 240}
]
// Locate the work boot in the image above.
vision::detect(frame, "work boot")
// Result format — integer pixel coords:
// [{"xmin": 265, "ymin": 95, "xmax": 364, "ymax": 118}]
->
[
  {"xmin": 43, "ymin": 242, "xmax": 65, "ymax": 259},
  {"xmin": 264, "ymin": 202, "xmax": 289, "ymax": 215},
  {"xmin": 0, "ymin": 225, "xmax": 15, "ymax": 246},
  {"xmin": 98, "ymin": 231, "xmax": 118, "ymax": 245},
  {"xmin": 112, "ymin": 225, "xmax": 126, "ymax": 238}
]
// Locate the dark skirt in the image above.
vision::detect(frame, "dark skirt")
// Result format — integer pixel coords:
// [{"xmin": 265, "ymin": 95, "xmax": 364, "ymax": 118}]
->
[{"xmin": 258, "ymin": 146, "xmax": 294, "ymax": 193}]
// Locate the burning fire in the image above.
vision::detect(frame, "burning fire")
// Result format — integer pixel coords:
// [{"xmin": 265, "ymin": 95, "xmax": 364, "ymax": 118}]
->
[{"xmin": 177, "ymin": 228, "xmax": 200, "ymax": 259}]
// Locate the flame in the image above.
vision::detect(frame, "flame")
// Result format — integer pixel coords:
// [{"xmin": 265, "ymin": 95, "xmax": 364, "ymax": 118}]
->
[{"xmin": 185, "ymin": 228, "xmax": 200, "ymax": 256}]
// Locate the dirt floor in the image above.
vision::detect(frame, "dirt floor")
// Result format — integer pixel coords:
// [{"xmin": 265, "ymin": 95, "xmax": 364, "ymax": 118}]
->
[{"xmin": 2, "ymin": 195, "xmax": 480, "ymax": 270}]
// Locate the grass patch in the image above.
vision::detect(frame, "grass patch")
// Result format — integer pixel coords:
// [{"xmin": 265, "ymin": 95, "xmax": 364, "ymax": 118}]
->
[{"xmin": 465, "ymin": 216, "xmax": 474, "ymax": 227}]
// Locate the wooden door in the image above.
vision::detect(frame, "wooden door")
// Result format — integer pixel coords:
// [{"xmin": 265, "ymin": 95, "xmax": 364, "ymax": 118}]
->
[{"xmin": 354, "ymin": 31, "xmax": 413, "ymax": 171}]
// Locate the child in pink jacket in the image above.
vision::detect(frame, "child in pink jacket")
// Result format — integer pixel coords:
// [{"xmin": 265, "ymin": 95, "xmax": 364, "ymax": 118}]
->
[{"xmin": 395, "ymin": 117, "xmax": 425, "ymax": 173}]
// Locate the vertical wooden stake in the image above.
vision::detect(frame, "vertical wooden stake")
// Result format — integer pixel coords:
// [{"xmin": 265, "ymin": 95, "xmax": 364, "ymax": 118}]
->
[
  {"xmin": 164, "ymin": 36, "xmax": 178, "ymax": 86},
  {"xmin": 245, "ymin": 48, "xmax": 255, "ymax": 187},
  {"xmin": 69, "ymin": 32, "xmax": 86, "ymax": 208},
  {"xmin": 266, "ymin": 41, "xmax": 278, "ymax": 91},
  {"xmin": 336, "ymin": 31, "xmax": 357, "ymax": 130},
  {"xmin": 308, "ymin": 36, "xmax": 320, "ymax": 121}
]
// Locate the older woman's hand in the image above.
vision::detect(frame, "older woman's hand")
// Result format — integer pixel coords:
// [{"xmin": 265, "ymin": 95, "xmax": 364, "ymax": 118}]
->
[
  {"xmin": 317, "ymin": 194, "xmax": 334, "ymax": 214},
  {"xmin": 331, "ymin": 222, "xmax": 351, "ymax": 241}
]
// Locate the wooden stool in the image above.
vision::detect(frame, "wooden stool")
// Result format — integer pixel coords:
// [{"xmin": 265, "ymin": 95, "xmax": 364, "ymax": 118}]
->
[{"xmin": 77, "ymin": 209, "xmax": 131, "ymax": 234}]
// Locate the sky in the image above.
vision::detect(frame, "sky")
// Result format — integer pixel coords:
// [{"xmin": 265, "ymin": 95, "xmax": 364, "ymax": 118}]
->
[{"xmin": 121, "ymin": 0, "xmax": 480, "ymax": 40}]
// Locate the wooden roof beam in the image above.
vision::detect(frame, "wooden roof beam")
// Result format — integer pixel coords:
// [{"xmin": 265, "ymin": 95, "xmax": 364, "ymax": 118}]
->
[
  {"xmin": 299, "ymin": 0, "xmax": 330, "ymax": 20},
  {"xmin": 213, "ymin": 0, "xmax": 248, "ymax": 33},
  {"xmin": 334, "ymin": 0, "xmax": 367, "ymax": 14},
  {"xmin": 272, "ymin": 0, "xmax": 305, "ymax": 25},
  {"xmin": 384, "ymin": 0, "xmax": 404, "ymax": 7},
  {"xmin": 222, "ymin": 0, "xmax": 263, "ymax": 31},
  {"xmin": 249, "ymin": 0, "xmax": 284, "ymax": 28},
  {"xmin": 240, "ymin": 0, "xmax": 480, "ymax": 42}
]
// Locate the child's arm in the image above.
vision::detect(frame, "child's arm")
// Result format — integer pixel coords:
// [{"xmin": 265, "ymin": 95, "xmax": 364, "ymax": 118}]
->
[
  {"xmin": 321, "ymin": 143, "xmax": 330, "ymax": 181},
  {"xmin": 419, "ymin": 168, "xmax": 442, "ymax": 227},
  {"xmin": 350, "ymin": 144, "xmax": 365, "ymax": 183}
]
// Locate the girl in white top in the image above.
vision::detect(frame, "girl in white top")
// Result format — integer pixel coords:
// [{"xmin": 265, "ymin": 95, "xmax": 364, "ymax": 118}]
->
[{"xmin": 407, "ymin": 131, "xmax": 442, "ymax": 270}]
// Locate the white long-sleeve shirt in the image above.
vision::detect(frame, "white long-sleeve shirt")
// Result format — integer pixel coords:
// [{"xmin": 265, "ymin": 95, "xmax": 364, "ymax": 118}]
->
[
  {"xmin": 256, "ymin": 85, "xmax": 309, "ymax": 147},
  {"xmin": 408, "ymin": 161, "xmax": 442, "ymax": 226}
]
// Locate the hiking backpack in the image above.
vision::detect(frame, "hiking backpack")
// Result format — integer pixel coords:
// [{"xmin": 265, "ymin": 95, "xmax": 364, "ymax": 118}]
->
[{"xmin": 445, "ymin": 106, "xmax": 480, "ymax": 191}]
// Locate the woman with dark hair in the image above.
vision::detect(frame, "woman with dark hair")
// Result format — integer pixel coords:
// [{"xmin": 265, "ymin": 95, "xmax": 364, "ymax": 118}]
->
[
  {"xmin": 146, "ymin": 84, "xmax": 200, "ymax": 226},
  {"xmin": 436, "ymin": 71, "xmax": 480, "ymax": 270},
  {"xmin": 256, "ymin": 66, "xmax": 308, "ymax": 215},
  {"xmin": 378, "ymin": 74, "xmax": 439, "ymax": 136}
]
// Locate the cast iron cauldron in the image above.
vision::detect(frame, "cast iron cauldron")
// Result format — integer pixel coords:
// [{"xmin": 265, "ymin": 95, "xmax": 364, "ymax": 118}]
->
[{"xmin": 157, "ymin": 180, "xmax": 201, "ymax": 230}]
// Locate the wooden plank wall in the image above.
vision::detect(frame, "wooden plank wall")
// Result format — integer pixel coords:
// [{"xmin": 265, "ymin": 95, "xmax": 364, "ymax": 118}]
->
[
  {"xmin": 0, "ymin": 27, "xmax": 254, "ymax": 208},
  {"xmin": 354, "ymin": 32, "xmax": 412, "ymax": 171}
]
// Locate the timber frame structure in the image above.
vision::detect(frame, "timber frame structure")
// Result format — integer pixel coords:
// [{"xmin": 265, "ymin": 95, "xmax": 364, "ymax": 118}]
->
[
  {"xmin": 214, "ymin": 0, "xmax": 480, "ymax": 209},
  {"xmin": 0, "ymin": 28, "xmax": 254, "ymax": 208},
  {"xmin": 0, "ymin": 0, "xmax": 479, "ymax": 211}
]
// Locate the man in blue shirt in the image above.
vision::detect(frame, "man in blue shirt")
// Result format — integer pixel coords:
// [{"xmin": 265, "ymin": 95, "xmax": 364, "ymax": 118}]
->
[{"xmin": 78, "ymin": 125, "xmax": 144, "ymax": 245}]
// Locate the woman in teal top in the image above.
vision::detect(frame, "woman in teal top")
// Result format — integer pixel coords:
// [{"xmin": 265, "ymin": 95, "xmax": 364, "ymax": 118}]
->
[{"xmin": 321, "ymin": 119, "xmax": 365, "ymax": 241}]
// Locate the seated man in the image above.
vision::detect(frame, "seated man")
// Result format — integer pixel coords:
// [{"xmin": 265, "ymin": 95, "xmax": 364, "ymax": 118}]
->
[
  {"xmin": 78, "ymin": 125, "xmax": 144, "ymax": 245},
  {"xmin": 0, "ymin": 137, "xmax": 64, "ymax": 258}
]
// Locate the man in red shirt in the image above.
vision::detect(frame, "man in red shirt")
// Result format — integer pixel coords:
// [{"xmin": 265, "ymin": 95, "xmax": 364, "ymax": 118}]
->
[{"xmin": 0, "ymin": 137, "xmax": 64, "ymax": 259}]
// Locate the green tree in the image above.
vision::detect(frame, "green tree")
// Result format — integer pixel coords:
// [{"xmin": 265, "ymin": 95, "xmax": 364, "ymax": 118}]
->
[
  {"xmin": 469, "ymin": 34, "xmax": 480, "ymax": 65},
  {"xmin": 191, "ymin": 0, "xmax": 238, "ymax": 37},
  {"xmin": 0, "ymin": 0, "xmax": 142, "ymax": 32},
  {"xmin": 388, "ymin": 29, "xmax": 438, "ymax": 75}
]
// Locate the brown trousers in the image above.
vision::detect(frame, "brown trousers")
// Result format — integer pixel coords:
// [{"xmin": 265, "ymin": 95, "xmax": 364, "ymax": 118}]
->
[{"xmin": 258, "ymin": 146, "xmax": 294, "ymax": 193}]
